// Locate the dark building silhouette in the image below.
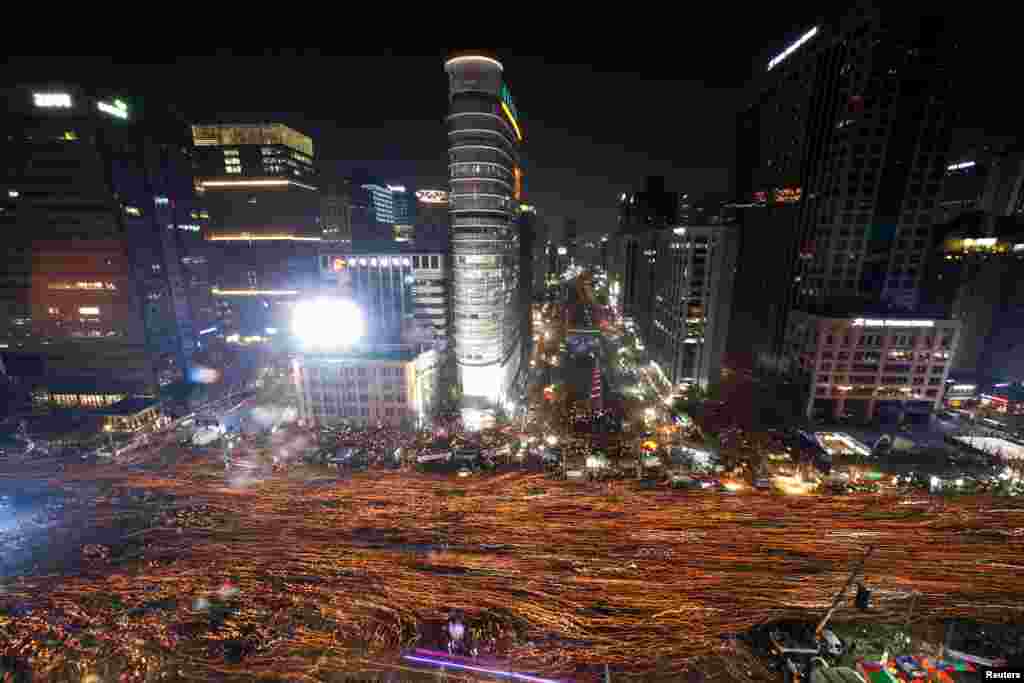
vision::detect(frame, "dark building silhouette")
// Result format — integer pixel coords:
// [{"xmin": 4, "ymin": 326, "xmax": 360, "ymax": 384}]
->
[
  {"xmin": 729, "ymin": 4, "xmax": 965, "ymax": 421},
  {"xmin": 618, "ymin": 176, "xmax": 679, "ymax": 234},
  {"xmin": 0, "ymin": 85, "xmax": 205, "ymax": 405},
  {"xmin": 919, "ymin": 136, "xmax": 1024, "ymax": 386}
]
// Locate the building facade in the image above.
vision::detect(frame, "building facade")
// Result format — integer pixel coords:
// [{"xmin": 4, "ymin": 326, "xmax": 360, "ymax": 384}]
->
[
  {"xmin": 413, "ymin": 189, "xmax": 450, "ymax": 252},
  {"xmin": 392, "ymin": 185, "xmax": 413, "ymax": 226},
  {"xmin": 445, "ymin": 53, "xmax": 524, "ymax": 424},
  {"xmin": 618, "ymin": 177, "xmax": 679, "ymax": 233},
  {"xmin": 616, "ymin": 224, "xmax": 738, "ymax": 391},
  {"xmin": 293, "ymin": 347, "xmax": 441, "ymax": 428},
  {"xmin": 787, "ymin": 313, "xmax": 960, "ymax": 421},
  {"xmin": 517, "ymin": 203, "xmax": 538, "ymax": 367},
  {"xmin": 191, "ymin": 123, "xmax": 320, "ymax": 336},
  {"xmin": 320, "ymin": 177, "xmax": 354, "ymax": 246},
  {"xmin": 318, "ymin": 252, "xmax": 449, "ymax": 348},
  {"xmin": 0, "ymin": 85, "xmax": 203, "ymax": 404},
  {"xmin": 736, "ymin": 6, "xmax": 957, "ymax": 319},
  {"xmin": 920, "ymin": 224, "xmax": 1024, "ymax": 385},
  {"xmin": 729, "ymin": 5, "xmax": 965, "ymax": 417},
  {"xmin": 362, "ymin": 183, "xmax": 396, "ymax": 226},
  {"xmin": 725, "ymin": 202, "xmax": 802, "ymax": 372}
]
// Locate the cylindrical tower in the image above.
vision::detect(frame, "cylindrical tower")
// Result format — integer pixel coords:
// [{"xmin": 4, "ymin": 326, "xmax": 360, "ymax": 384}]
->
[{"xmin": 445, "ymin": 53, "xmax": 522, "ymax": 424}]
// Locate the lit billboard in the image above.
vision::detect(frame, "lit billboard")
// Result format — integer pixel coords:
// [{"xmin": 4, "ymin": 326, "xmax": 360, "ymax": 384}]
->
[
  {"xmin": 773, "ymin": 187, "xmax": 802, "ymax": 204},
  {"xmin": 500, "ymin": 83, "xmax": 523, "ymax": 141},
  {"xmin": 415, "ymin": 189, "xmax": 448, "ymax": 204}
]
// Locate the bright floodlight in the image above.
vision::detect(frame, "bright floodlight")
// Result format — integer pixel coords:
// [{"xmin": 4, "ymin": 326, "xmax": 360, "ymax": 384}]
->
[{"xmin": 292, "ymin": 298, "xmax": 364, "ymax": 348}]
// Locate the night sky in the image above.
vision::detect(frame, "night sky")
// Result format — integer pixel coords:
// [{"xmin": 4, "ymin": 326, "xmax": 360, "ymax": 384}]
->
[{"xmin": 6, "ymin": 23, "xmax": 1001, "ymax": 240}]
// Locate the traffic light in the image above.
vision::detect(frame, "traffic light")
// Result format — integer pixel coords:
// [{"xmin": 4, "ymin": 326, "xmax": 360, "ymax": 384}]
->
[{"xmin": 855, "ymin": 583, "xmax": 871, "ymax": 610}]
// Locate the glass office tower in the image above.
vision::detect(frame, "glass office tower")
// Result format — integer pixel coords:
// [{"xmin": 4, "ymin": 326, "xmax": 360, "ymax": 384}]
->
[{"xmin": 444, "ymin": 53, "xmax": 523, "ymax": 426}]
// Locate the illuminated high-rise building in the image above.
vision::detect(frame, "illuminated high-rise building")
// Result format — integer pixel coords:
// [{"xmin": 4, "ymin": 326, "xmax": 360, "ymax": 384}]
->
[
  {"xmin": 393, "ymin": 186, "xmax": 413, "ymax": 224},
  {"xmin": 0, "ymin": 85, "xmax": 204, "ymax": 404},
  {"xmin": 362, "ymin": 183, "xmax": 395, "ymax": 225},
  {"xmin": 729, "ymin": 4, "xmax": 965, "ymax": 422},
  {"xmin": 190, "ymin": 123, "xmax": 320, "ymax": 336},
  {"xmin": 445, "ymin": 52, "xmax": 524, "ymax": 425}
]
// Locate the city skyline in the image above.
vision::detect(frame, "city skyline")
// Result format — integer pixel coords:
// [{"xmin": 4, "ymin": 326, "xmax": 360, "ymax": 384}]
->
[
  {"xmin": 3, "ymin": 25, "xmax": 1024, "ymax": 683},
  {"xmin": 5, "ymin": 35, "xmax": 1003, "ymax": 238}
]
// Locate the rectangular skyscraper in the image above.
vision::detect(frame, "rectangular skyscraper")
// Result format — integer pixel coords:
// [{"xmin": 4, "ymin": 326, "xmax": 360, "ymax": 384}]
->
[
  {"xmin": 191, "ymin": 123, "xmax": 320, "ymax": 336},
  {"xmin": 445, "ymin": 53, "xmax": 524, "ymax": 428},
  {"xmin": 0, "ymin": 85, "xmax": 203, "ymax": 404},
  {"xmin": 732, "ymin": 4, "xmax": 964, "ymax": 421},
  {"xmin": 743, "ymin": 5, "xmax": 955, "ymax": 314}
]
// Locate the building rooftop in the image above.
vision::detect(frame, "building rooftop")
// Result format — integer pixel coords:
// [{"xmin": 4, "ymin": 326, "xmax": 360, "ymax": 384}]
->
[
  {"xmin": 794, "ymin": 296, "xmax": 952, "ymax": 321},
  {"xmin": 299, "ymin": 346, "xmax": 420, "ymax": 363},
  {"xmin": 27, "ymin": 377, "xmax": 146, "ymax": 396},
  {"xmin": 190, "ymin": 123, "xmax": 313, "ymax": 158},
  {"xmin": 100, "ymin": 397, "xmax": 161, "ymax": 416}
]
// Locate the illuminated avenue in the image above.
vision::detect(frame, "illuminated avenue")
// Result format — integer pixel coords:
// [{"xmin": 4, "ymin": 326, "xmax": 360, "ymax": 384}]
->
[{"xmin": 2, "ymin": 27, "xmax": 1024, "ymax": 683}]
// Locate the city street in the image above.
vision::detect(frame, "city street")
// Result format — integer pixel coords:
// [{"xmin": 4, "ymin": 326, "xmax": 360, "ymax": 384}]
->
[
  {"xmin": 0, "ymin": 273, "xmax": 1021, "ymax": 682},
  {"xmin": 2, "ymin": 438, "xmax": 1024, "ymax": 681}
]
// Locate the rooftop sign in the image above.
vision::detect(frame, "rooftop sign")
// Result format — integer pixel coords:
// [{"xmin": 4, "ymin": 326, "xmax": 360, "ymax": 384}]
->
[
  {"xmin": 33, "ymin": 92, "xmax": 72, "ymax": 108},
  {"xmin": 851, "ymin": 319, "xmax": 935, "ymax": 328},
  {"xmin": 768, "ymin": 26, "xmax": 819, "ymax": 71}
]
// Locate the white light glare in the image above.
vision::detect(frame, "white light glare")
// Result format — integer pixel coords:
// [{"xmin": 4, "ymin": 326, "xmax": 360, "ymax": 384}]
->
[
  {"xmin": 947, "ymin": 161, "xmax": 976, "ymax": 171},
  {"xmin": 292, "ymin": 298, "xmax": 364, "ymax": 348}
]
